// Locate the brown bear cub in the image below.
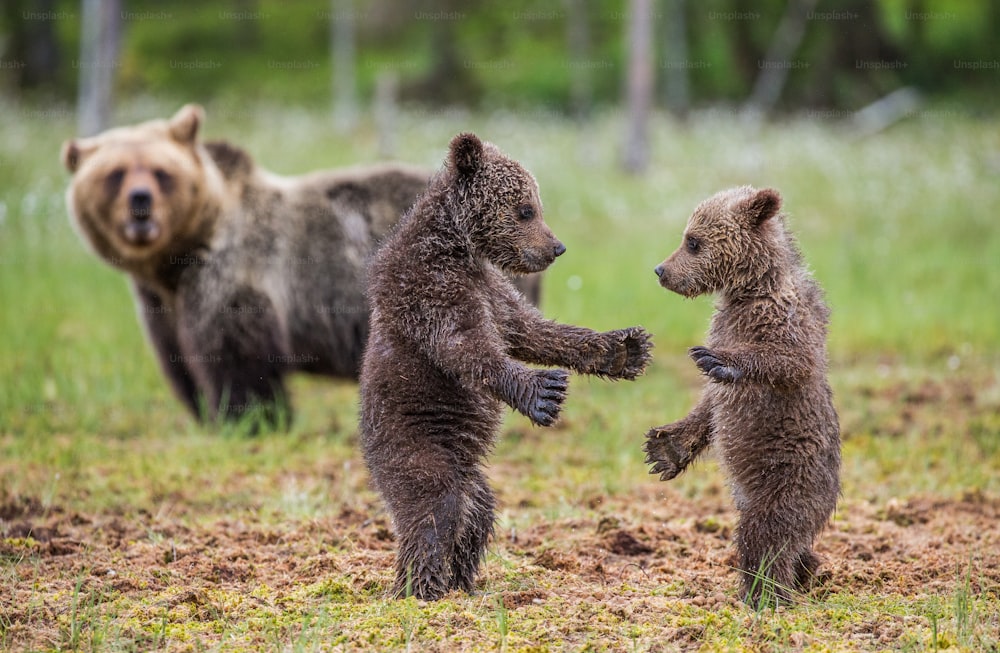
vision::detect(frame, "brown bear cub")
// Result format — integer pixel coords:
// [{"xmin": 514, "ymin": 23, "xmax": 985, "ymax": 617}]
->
[
  {"xmin": 62, "ymin": 105, "xmax": 538, "ymax": 429},
  {"xmin": 644, "ymin": 186, "xmax": 840, "ymax": 607},
  {"xmin": 361, "ymin": 133, "xmax": 652, "ymax": 600}
]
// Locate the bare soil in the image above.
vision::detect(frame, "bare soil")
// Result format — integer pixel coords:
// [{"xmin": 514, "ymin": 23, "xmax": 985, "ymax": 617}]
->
[
  {"xmin": 3, "ymin": 483, "xmax": 999, "ymax": 650},
  {"xmin": 2, "ymin": 373, "xmax": 999, "ymax": 650}
]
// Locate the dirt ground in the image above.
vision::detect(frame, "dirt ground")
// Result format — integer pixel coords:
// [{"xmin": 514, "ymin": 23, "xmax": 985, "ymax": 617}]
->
[
  {"xmin": 2, "ymin": 374, "xmax": 999, "ymax": 650},
  {"xmin": 3, "ymin": 482, "xmax": 999, "ymax": 650}
]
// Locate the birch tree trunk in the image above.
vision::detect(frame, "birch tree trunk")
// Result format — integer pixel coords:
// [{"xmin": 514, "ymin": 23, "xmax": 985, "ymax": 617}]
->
[
  {"xmin": 77, "ymin": 0, "xmax": 120, "ymax": 136},
  {"xmin": 331, "ymin": 0, "xmax": 358, "ymax": 132},
  {"xmin": 742, "ymin": 0, "xmax": 819, "ymax": 120},
  {"xmin": 622, "ymin": 0, "xmax": 654, "ymax": 174},
  {"xmin": 565, "ymin": 0, "xmax": 592, "ymax": 121},
  {"xmin": 662, "ymin": 0, "xmax": 688, "ymax": 120}
]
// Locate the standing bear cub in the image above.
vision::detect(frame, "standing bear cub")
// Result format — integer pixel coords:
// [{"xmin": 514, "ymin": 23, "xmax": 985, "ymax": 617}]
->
[
  {"xmin": 644, "ymin": 186, "xmax": 840, "ymax": 607},
  {"xmin": 361, "ymin": 133, "xmax": 652, "ymax": 600},
  {"xmin": 62, "ymin": 105, "xmax": 539, "ymax": 428}
]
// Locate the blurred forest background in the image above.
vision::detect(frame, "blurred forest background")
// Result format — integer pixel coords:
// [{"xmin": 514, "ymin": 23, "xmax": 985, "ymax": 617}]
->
[{"xmin": 2, "ymin": 0, "xmax": 997, "ymax": 140}]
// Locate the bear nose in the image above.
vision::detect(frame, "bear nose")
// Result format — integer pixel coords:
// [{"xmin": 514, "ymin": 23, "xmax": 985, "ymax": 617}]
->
[
  {"xmin": 654, "ymin": 265, "xmax": 665, "ymax": 278},
  {"xmin": 128, "ymin": 188, "xmax": 153, "ymax": 219},
  {"xmin": 554, "ymin": 242, "xmax": 566, "ymax": 257}
]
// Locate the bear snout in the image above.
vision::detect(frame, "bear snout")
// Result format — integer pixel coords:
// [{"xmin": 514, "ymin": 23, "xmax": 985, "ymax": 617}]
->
[
  {"xmin": 120, "ymin": 187, "xmax": 162, "ymax": 246},
  {"xmin": 128, "ymin": 188, "xmax": 154, "ymax": 220},
  {"xmin": 654, "ymin": 261, "xmax": 695, "ymax": 296},
  {"xmin": 554, "ymin": 241, "xmax": 566, "ymax": 257}
]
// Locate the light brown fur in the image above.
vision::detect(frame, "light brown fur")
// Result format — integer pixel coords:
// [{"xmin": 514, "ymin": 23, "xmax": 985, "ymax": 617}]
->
[
  {"xmin": 61, "ymin": 105, "xmax": 434, "ymax": 427},
  {"xmin": 645, "ymin": 186, "xmax": 841, "ymax": 607}
]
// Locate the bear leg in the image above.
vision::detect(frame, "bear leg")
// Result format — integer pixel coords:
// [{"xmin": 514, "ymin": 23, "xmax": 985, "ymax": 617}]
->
[
  {"xmin": 735, "ymin": 515, "xmax": 810, "ymax": 608},
  {"xmin": 378, "ymin": 447, "xmax": 494, "ymax": 600},
  {"xmin": 132, "ymin": 282, "xmax": 202, "ymax": 418},
  {"xmin": 450, "ymin": 470, "xmax": 496, "ymax": 593},
  {"xmin": 392, "ymin": 486, "xmax": 464, "ymax": 600},
  {"xmin": 795, "ymin": 548, "xmax": 821, "ymax": 589},
  {"xmin": 644, "ymin": 397, "xmax": 712, "ymax": 480},
  {"xmin": 177, "ymin": 284, "xmax": 292, "ymax": 430}
]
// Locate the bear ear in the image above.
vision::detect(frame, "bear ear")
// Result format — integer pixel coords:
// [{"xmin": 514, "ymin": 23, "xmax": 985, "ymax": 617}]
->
[
  {"xmin": 61, "ymin": 139, "xmax": 97, "ymax": 173},
  {"xmin": 743, "ymin": 187, "xmax": 782, "ymax": 226},
  {"xmin": 168, "ymin": 104, "xmax": 204, "ymax": 144},
  {"xmin": 448, "ymin": 132, "xmax": 484, "ymax": 178}
]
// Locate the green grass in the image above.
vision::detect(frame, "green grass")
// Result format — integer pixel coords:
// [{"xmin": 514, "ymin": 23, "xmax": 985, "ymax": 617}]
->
[{"xmin": 1, "ymin": 98, "xmax": 999, "ymax": 651}]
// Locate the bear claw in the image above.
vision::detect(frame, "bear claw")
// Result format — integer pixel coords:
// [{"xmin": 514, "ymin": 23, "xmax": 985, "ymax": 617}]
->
[
  {"xmin": 644, "ymin": 426, "xmax": 693, "ymax": 481},
  {"xmin": 600, "ymin": 327, "xmax": 653, "ymax": 380},
  {"xmin": 689, "ymin": 346, "xmax": 744, "ymax": 383},
  {"xmin": 526, "ymin": 368, "xmax": 568, "ymax": 426}
]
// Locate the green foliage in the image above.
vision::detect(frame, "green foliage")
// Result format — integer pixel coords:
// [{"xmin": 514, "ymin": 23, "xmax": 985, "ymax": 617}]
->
[{"xmin": 3, "ymin": 0, "xmax": 998, "ymax": 109}]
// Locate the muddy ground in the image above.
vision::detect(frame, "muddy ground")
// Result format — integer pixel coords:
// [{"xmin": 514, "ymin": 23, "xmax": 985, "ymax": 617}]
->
[
  {"xmin": 2, "ymin": 374, "xmax": 999, "ymax": 651},
  {"xmin": 4, "ymin": 483, "xmax": 999, "ymax": 650}
]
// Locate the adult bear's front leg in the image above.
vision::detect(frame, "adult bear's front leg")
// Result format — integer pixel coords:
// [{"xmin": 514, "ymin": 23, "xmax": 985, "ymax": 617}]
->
[
  {"xmin": 131, "ymin": 281, "xmax": 202, "ymax": 418},
  {"xmin": 177, "ymin": 283, "xmax": 292, "ymax": 429}
]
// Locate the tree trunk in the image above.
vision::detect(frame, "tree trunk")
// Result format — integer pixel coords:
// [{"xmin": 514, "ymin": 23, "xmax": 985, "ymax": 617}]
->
[
  {"xmin": 330, "ymin": 0, "xmax": 358, "ymax": 132},
  {"xmin": 565, "ymin": 0, "xmax": 592, "ymax": 121},
  {"xmin": 374, "ymin": 72, "xmax": 398, "ymax": 159},
  {"xmin": 622, "ymin": 0, "xmax": 654, "ymax": 174},
  {"xmin": 852, "ymin": 87, "xmax": 921, "ymax": 138},
  {"xmin": 6, "ymin": 0, "xmax": 62, "ymax": 89},
  {"xmin": 77, "ymin": 0, "xmax": 121, "ymax": 136},
  {"xmin": 742, "ymin": 0, "xmax": 819, "ymax": 119},
  {"xmin": 661, "ymin": 0, "xmax": 688, "ymax": 120}
]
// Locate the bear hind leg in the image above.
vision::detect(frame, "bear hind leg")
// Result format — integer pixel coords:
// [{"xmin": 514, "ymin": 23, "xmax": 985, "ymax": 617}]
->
[
  {"xmin": 392, "ymin": 486, "xmax": 469, "ymax": 600},
  {"xmin": 736, "ymin": 519, "xmax": 805, "ymax": 609},
  {"xmin": 795, "ymin": 548, "xmax": 821, "ymax": 589},
  {"xmin": 450, "ymin": 470, "xmax": 496, "ymax": 593}
]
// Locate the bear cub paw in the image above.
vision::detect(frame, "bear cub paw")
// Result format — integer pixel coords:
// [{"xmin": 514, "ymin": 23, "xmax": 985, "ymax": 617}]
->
[
  {"xmin": 644, "ymin": 424, "xmax": 696, "ymax": 480},
  {"xmin": 689, "ymin": 346, "xmax": 744, "ymax": 383},
  {"xmin": 596, "ymin": 327, "xmax": 653, "ymax": 380},
  {"xmin": 520, "ymin": 368, "xmax": 569, "ymax": 427}
]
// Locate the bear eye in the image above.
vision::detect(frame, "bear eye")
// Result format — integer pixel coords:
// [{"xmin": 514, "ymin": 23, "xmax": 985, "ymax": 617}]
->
[
  {"xmin": 153, "ymin": 168, "xmax": 174, "ymax": 194},
  {"xmin": 105, "ymin": 168, "xmax": 125, "ymax": 195},
  {"xmin": 686, "ymin": 236, "xmax": 701, "ymax": 254},
  {"xmin": 517, "ymin": 204, "xmax": 535, "ymax": 221}
]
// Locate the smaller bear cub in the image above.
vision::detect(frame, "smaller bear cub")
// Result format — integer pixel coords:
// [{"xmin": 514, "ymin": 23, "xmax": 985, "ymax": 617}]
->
[
  {"xmin": 361, "ymin": 133, "xmax": 652, "ymax": 601},
  {"xmin": 644, "ymin": 186, "xmax": 840, "ymax": 607}
]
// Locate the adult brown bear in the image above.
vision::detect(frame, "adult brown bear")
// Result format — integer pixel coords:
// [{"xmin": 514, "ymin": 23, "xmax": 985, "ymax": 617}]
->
[{"xmin": 62, "ymin": 105, "xmax": 539, "ymax": 428}]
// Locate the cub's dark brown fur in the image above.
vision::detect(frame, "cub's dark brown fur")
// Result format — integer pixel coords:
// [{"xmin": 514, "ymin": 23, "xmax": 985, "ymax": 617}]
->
[
  {"xmin": 645, "ymin": 186, "xmax": 840, "ymax": 607},
  {"xmin": 61, "ymin": 105, "xmax": 539, "ymax": 428},
  {"xmin": 360, "ymin": 133, "xmax": 652, "ymax": 600}
]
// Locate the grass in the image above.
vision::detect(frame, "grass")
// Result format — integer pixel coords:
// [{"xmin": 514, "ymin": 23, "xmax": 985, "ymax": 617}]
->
[{"xmin": 1, "ymin": 97, "xmax": 999, "ymax": 650}]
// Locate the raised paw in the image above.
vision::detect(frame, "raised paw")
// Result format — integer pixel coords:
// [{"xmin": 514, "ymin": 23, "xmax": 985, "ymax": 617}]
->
[
  {"xmin": 620, "ymin": 327, "xmax": 654, "ymax": 379},
  {"xmin": 598, "ymin": 327, "xmax": 654, "ymax": 380},
  {"xmin": 689, "ymin": 346, "xmax": 744, "ymax": 383},
  {"xmin": 525, "ymin": 368, "xmax": 568, "ymax": 427},
  {"xmin": 644, "ymin": 424, "xmax": 695, "ymax": 481}
]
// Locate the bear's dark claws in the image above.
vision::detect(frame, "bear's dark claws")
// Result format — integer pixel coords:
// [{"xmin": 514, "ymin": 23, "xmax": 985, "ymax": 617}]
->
[
  {"xmin": 601, "ymin": 327, "xmax": 653, "ymax": 380},
  {"xmin": 689, "ymin": 346, "xmax": 743, "ymax": 383},
  {"xmin": 708, "ymin": 366, "xmax": 743, "ymax": 382},
  {"xmin": 524, "ymin": 368, "xmax": 568, "ymax": 426},
  {"xmin": 529, "ymin": 401, "xmax": 560, "ymax": 426},
  {"xmin": 643, "ymin": 425, "xmax": 692, "ymax": 481}
]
